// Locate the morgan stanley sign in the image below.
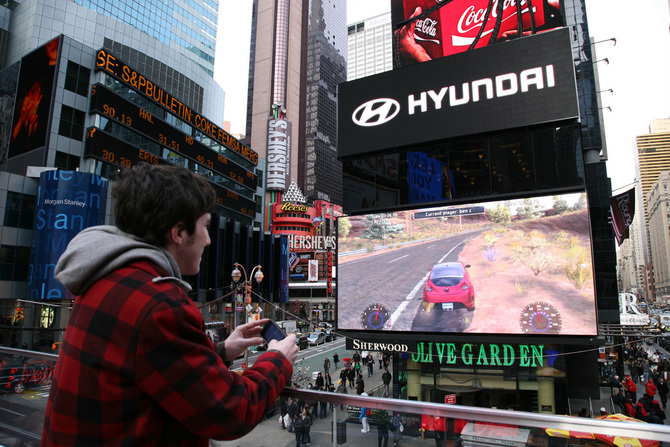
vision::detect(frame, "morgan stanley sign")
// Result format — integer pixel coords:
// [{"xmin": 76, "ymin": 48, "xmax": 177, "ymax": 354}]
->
[{"xmin": 337, "ymin": 27, "xmax": 579, "ymax": 158}]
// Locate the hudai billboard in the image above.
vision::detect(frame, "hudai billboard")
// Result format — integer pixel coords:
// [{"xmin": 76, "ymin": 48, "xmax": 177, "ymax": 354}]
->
[
  {"xmin": 336, "ymin": 191, "xmax": 597, "ymax": 336},
  {"xmin": 337, "ymin": 27, "xmax": 578, "ymax": 158}
]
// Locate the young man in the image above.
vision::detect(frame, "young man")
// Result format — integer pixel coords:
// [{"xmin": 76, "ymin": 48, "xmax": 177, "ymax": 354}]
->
[{"xmin": 41, "ymin": 164, "xmax": 298, "ymax": 446}]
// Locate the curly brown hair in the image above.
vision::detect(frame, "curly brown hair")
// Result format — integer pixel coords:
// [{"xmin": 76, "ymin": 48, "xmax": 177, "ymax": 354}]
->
[{"xmin": 112, "ymin": 163, "xmax": 216, "ymax": 247}]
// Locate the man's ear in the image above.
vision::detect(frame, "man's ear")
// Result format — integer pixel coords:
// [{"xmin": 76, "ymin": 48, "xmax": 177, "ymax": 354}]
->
[{"xmin": 168, "ymin": 222, "xmax": 186, "ymax": 245}]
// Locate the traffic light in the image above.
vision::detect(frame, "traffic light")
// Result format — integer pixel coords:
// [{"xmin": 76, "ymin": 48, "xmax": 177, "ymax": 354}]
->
[
  {"xmin": 15, "ymin": 307, "xmax": 23, "ymax": 320},
  {"xmin": 52, "ymin": 342, "xmax": 61, "ymax": 350}
]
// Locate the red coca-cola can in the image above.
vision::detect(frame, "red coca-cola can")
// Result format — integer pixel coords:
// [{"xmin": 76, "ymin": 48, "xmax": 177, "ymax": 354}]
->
[{"xmin": 401, "ymin": 0, "xmax": 445, "ymax": 60}]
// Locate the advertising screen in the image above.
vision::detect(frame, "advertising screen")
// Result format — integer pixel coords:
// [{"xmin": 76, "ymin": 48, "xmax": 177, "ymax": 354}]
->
[
  {"xmin": 9, "ymin": 36, "xmax": 60, "ymax": 158},
  {"xmin": 338, "ymin": 27, "xmax": 579, "ymax": 158},
  {"xmin": 391, "ymin": 0, "xmax": 565, "ymax": 68},
  {"xmin": 336, "ymin": 192, "xmax": 597, "ymax": 336}
]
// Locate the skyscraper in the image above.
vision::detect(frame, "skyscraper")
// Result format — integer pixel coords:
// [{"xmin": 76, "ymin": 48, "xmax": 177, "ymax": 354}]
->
[
  {"xmin": 632, "ymin": 118, "xmax": 670, "ymax": 299},
  {"xmin": 647, "ymin": 170, "xmax": 670, "ymax": 298},
  {"xmin": 346, "ymin": 12, "xmax": 392, "ymax": 81},
  {"xmin": 69, "ymin": 0, "xmax": 218, "ymax": 77},
  {"xmin": 245, "ymin": 0, "xmax": 347, "ymax": 207},
  {"xmin": 635, "ymin": 119, "xmax": 670, "ymax": 221},
  {"xmin": 0, "ymin": 0, "xmax": 277, "ymax": 349}
]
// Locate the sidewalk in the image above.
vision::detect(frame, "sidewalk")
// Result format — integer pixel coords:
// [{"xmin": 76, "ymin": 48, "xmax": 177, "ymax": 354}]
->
[{"xmin": 212, "ymin": 360, "xmax": 421, "ymax": 447}]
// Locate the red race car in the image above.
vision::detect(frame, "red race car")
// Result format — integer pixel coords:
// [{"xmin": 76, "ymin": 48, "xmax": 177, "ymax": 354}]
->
[{"xmin": 423, "ymin": 262, "xmax": 475, "ymax": 312}]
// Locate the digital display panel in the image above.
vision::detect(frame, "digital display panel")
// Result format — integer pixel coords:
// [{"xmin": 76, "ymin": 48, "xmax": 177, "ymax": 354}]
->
[
  {"xmin": 338, "ymin": 28, "xmax": 579, "ymax": 158},
  {"xmin": 90, "ymin": 84, "xmax": 256, "ymax": 191},
  {"xmin": 390, "ymin": 0, "xmax": 565, "ymax": 67},
  {"xmin": 336, "ymin": 192, "xmax": 597, "ymax": 336},
  {"xmin": 95, "ymin": 49, "xmax": 259, "ymax": 166},
  {"xmin": 85, "ymin": 127, "xmax": 256, "ymax": 218},
  {"xmin": 9, "ymin": 36, "xmax": 60, "ymax": 158}
]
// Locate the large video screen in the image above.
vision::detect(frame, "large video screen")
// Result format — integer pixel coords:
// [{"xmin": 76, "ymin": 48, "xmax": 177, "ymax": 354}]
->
[
  {"xmin": 336, "ymin": 192, "xmax": 597, "ymax": 336},
  {"xmin": 391, "ymin": 0, "xmax": 565, "ymax": 68}
]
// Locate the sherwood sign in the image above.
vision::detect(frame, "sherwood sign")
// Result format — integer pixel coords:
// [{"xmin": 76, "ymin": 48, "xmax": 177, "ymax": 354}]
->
[{"xmin": 338, "ymin": 27, "xmax": 578, "ymax": 158}]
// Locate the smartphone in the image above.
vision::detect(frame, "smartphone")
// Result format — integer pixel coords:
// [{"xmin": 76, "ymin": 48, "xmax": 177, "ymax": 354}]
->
[{"xmin": 261, "ymin": 320, "xmax": 287, "ymax": 343}]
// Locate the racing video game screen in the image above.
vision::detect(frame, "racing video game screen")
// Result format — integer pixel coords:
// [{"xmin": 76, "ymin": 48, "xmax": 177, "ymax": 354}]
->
[{"xmin": 336, "ymin": 192, "xmax": 598, "ymax": 336}]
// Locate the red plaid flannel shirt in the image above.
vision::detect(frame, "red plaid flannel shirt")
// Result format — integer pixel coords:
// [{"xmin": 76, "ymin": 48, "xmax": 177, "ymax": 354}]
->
[{"xmin": 42, "ymin": 260, "xmax": 292, "ymax": 446}]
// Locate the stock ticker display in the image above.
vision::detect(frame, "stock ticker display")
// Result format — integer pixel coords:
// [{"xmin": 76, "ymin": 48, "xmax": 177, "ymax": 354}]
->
[{"xmin": 88, "ymin": 50, "xmax": 257, "ymax": 219}]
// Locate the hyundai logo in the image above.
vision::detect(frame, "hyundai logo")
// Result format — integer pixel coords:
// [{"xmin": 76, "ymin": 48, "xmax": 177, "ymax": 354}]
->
[{"xmin": 352, "ymin": 98, "xmax": 401, "ymax": 127}]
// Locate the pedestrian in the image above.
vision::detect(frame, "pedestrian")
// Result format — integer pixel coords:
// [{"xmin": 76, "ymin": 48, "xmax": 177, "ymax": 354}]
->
[
  {"xmin": 623, "ymin": 375, "xmax": 637, "ymax": 403},
  {"xmin": 378, "ymin": 351, "xmax": 384, "ymax": 369},
  {"xmin": 315, "ymin": 372, "xmax": 325, "ymax": 389},
  {"xmin": 340, "ymin": 367, "xmax": 349, "ymax": 386},
  {"xmin": 301, "ymin": 407, "xmax": 313, "ymax": 446},
  {"xmin": 356, "ymin": 376, "xmax": 365, "ymax": 395},
  {"xmin": 599, "ymin": 406, "xmax": 608, "ymax": 416},
  {"xmin": 360, "ymin": 393, "xmax": 371, "ymax": 433},
  {"xmin": 333, "ymin": 352, "xmax": 339, "ymax": 369},
  {"xmin": 328, "ymin": 382, "xmax": 336, "ymax": 409},
  {"xmin": 382, "ymin": 368, "xmax": 392, "ymax": 397},
  {"xmin": 391, "ymin": 412, "xmax": 403, "ymax": 447},
  {"xmin": 41, "ymin": 163, "xmax": 298, "ymax": 446},
  {"xmin": 324, "ymin": 372, "xmax": 332, "ymax": 389},
  {"xmin": 376, "ymin": 409, "xmax": 391, "ymax": 447},
  {"xmin": 658, "ymin": 377, "xmax": 668, "ymax": 408},
  {"xmin": 367, "ymin": 352, "xmax": 375, "ymax": 377},
  {"xmin": 650, "ymin": 400, "xmax": 666, "ymax": 424},
  {"xmin": 348, "ymin": 365, "xmax": 356, "ymax": 389},
  {"xmin": 323, "ymin": 356, "xmax": 330, "ymax": 375},
  {"xmin": 288, "ymin": 398, "xmax": 299, "ymax": 432},
  {"xmin": 319, "ymin": 388, "xmax": 328, "ymax": 419},
  {"xmin": 293, "ymin": 409, "xmax": 305, "ymax": 447},
  {"xmin": 646, "ymin": 378, "xmax": 658, "ymax": 397}
]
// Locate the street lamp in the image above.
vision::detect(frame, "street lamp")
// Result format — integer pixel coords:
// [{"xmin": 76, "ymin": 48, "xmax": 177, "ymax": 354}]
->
[{"xmin": 231, "ymin": 263, "xmax": 263, "ymax": 368}]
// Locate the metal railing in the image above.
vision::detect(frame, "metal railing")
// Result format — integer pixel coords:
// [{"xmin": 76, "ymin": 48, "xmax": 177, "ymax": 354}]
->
[{"xmin": 2, "ymin": 347, "xmax": 670, "ymax": 446}]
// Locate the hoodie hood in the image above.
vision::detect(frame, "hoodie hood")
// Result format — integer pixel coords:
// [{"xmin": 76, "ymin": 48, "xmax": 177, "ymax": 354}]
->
[{"xmin": 55, "ymin": 225, "xmax": 191, "ymax": 296}]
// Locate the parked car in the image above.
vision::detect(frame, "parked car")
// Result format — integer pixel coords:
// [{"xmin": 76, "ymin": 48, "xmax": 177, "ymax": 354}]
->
[
  {"xmin": 314, "ymin": 327, "xmax": 335, "ymax": 342},
  {"xmin": 307, "ymin": 331, "xmax": 326, "ymax": 346},
  {"xmin": 295, "ymin": 333, "xmax": 309, "ymax": 350},
  {"xmin": 0, "ymin": 357, "xmax": 55, "ymax": 395}
]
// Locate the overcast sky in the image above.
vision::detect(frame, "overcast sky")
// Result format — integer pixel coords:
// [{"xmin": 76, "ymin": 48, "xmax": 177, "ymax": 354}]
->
[{"xmin": 214, "ymin": 0, "xmax": 670, "ymax": 192}]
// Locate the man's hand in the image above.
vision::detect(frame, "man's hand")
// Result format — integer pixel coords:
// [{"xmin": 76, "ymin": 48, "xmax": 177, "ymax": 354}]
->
[
  {"xmin": 395, "ymin": 6, "xmax": 432, "ymax": 66},
  {"xmin": 269, "ymin": 335, "xmax": 298, "ymax": 365},
  {"xmin": 223, "ymin": 318, "xmax": 267, "ymax": 361}
]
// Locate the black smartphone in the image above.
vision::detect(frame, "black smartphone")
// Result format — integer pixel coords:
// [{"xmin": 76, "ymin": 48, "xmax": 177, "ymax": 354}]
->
[{"xmin": 261, "ymin": 320, "xmax": 287, "ymax": 343}]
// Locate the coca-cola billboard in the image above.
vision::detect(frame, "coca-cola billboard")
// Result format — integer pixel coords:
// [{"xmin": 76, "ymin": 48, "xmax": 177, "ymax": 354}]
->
[{"xmin": 391, "ymin": 0, "xmax": 564, "ymax": 67}]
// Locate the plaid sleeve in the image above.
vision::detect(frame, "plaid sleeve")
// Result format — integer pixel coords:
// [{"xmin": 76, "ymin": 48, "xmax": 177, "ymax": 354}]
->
[{"xmin": 134, "ymin": 290, "xmax": 293, "ymax": 440}]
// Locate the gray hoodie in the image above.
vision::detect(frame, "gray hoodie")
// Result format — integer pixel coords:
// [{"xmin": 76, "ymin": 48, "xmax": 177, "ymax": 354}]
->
[{"xmin": 55, "ymin": 225, "xmax": 191, "ymax": 296}]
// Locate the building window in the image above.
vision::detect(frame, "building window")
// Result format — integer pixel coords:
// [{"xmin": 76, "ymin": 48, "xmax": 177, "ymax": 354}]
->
[
  {"xmin": 0, "ymin": 245, "xmax": 31, "ymax": 281},
  {"xmin": 58, "ymin": 105, "xmax": 85, "ymax": 141},
  {"xmin": 55, "ymin": 151, "xmax": 81, "ymax": 171},
  {"xmin": 3, "ymin": 192, "xmax": 36, "ymax": 230},
  {"xmin": 64, "ymin": 61, "xmax": 91, "ymax": 96}
]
